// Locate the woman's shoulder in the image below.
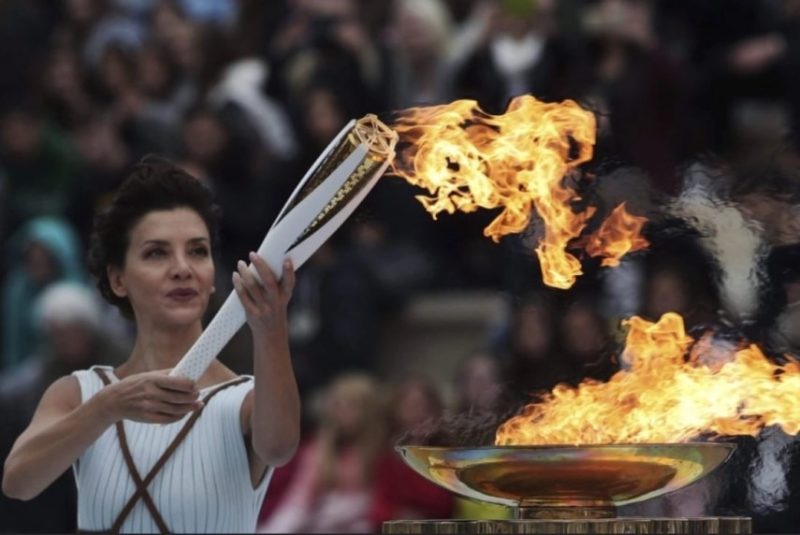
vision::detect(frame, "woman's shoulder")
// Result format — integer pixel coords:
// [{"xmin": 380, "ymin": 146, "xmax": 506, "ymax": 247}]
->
[
  {"xmin": 37, "ymin": 374, "xmax": 83, "ymax": 413},
  {"xmin": 200, "ymin": 362, "xmax": 250, "ymax": 391},
  {"xmin": 69, "ymin": 365, "xmax": 114, "ymax": 403}
]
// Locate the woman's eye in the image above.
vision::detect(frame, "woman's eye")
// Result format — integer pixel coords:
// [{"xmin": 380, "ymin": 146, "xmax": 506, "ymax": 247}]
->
[
  {"xmin": 145, "ymin": 248, "xmax": 166, "ymax": 259},
  {"xmin": 192, "ymin": 247, "xmax": 209, "ymax": 257}
]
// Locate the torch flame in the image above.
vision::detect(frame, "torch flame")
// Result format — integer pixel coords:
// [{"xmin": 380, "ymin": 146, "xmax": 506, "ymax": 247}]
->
[
  {"xmin": 495, "ymin": 312, "xmax": 800, "ymax": 445},
  {"xmin": 390, "ymin": 95, "xmax": 648, "ymax": 288}
]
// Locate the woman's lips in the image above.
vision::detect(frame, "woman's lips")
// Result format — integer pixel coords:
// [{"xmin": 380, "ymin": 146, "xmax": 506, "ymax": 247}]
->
[{"xmin": 166, "ymin": 288, "xmax": 199, "ymax": 302}]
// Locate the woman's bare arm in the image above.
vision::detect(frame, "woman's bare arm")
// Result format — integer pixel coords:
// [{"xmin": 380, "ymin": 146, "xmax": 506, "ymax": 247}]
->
[
  {"xmin": 3, "ymin": 371, "xmax": 200, "ymax": 501},
  {"xmin": 2, "ymin": 376, "xmax": 112, "ymax": 500},
  {"xmin": 234, "ymin": 255, "xmax": 300, "ymax": 472}
]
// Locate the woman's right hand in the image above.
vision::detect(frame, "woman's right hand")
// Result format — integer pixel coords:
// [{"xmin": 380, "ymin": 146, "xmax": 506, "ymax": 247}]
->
[{"xmin": 97, "ymin": 371, "xmax": 203, "ymax": 425}]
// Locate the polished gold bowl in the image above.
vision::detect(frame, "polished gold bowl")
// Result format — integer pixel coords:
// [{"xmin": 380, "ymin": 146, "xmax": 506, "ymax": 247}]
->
[{"xmin": 396, "ymin": 443, "xmax": 735, "ymax": 518}]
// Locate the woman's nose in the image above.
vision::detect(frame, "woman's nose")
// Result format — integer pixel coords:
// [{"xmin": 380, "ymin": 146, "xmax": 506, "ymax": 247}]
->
[{"xmin": 170, "ymin": 254, "xmax": 192, "ymax": 279}]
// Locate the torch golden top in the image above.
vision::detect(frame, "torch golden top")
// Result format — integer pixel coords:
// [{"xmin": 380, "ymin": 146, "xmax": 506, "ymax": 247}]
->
[{"xmin": 353, "ymin": 114, "xmax": 398, "ymax": 160}]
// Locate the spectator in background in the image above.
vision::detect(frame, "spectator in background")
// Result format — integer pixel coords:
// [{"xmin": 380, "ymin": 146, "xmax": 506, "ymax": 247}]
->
[
  {"xmin": 683, "ymin": 0, "xmax": 800, "ymax": 155},
  {"xmin": 39, "ymin": 40, "xmax": 94, "ymax": 131},
  {"xmin": 287, "ymin": 241, "xmax": 385, "ymax": 398},
  {"xmin": 387, "ymin": 0, "xmax": 455, "ymax": 107},
  {"xmin": 90, "ymin": 42, "xmax": 184, "ymax": 158},
  {"xmin": 265, "ymin": 0, "xmax": 379, "ymax": 113},
  {"xmin": 728, "ymin": 153, "xmax": 800, "ymax": 348},
  {"xmin": 79, "ymin": 0, "xmax": 145, "ymax": 72},
  {"xmin": 759, "ymin": 245, "xmax": 800, "ymax": 355},
  {"xmin": 151, "ymin": 1, "xmax": 235, "ymax": 95},
  {"xmin": 0, "ymin": 282, "xmax": 125, "ymax": 533},
  {"xmin": 259, "ymin": 373, "xmax": 387, "ymax": 533},
  {"xmin": 57, "ymin": 0, "xmax": 107, "ymax": 55},
  {"xmin": 731, "ymin": 153, "xmax": 800, "ymax": 249},
  {"xmin": 180, "ymin": 105, "xmax": 271, "ymax": 275},
  {"xmin": 452, "ymin": 351, "xmax": 503, "ymax": 415},
  {"xmin": 639, "ymin": 253, "xmax": 720, "ymax": 332},
  {"xmin": 0, "ymin": 104, "xmax": 80, "ymax": 236},
  {"xmin": 1, "ymin": 217, "xmax": 85, "ymax": 372},
  {"xmin": 0, "ymin": 0, "xmax": 59, "ymax": 106},
  {"xmin": 207, "ymin": 57, "xmax": 298, "ymax": 161},
  {"xmin": 370, "ymin": 376, "xmax": 453, "ymax": 529},
  {"xmin": 641, "ymin": 264, "xmax": 693, "ymax": 322},
  {"xmin": 558, "ymin": 293, "xmax": 618, "ymax": 383},
  {"xmin": 455, "ymin": 0, "xmax": 581, "ymax": 114},
  {"xmin": 271, "ymin": 77, "xmax": 360, "ymax": 213},
  {"xmin": 92, "ymin": 42, "xmax": 138, "ymax": 109},
  {"xmin": 175, "ymin": 0, "xmax": 239, "ymax": 27},
  {"xmin": 450, "ymin": 352, "xmax": 510, "ymax": 521},
  {"xmin": 66, "ymin": 115, "xmax": 132, "ymax": 244},
  {"xmin": 386, "ymin": 377, "xmax": 445, "ymax": 442},
  {"xmin": 0, "ymin": 282, "xmax": 127, "ymax": 418},
  {"xmin": 0, "ymin": 282, "xmax": 129, "ymax": 532},
  {"xmin": 577, "ymin": 0, "xmax": 692, "ymax": 194},
  {"xmin": 496, "ymin": 290, "xmax": 569, "ymax": 404},
  {"xmin": 125, "ymin": 40, "xmax": 197, "ymax": 155}
]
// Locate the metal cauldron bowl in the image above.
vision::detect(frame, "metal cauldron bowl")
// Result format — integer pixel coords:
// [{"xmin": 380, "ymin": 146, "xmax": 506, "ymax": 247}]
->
[{"xmin": 396, "ymin": 443, "xmax": 735, "ymax": 518}]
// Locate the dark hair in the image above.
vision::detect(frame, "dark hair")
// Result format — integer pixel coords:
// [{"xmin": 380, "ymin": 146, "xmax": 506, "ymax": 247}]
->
[{"xmin": 88, "ymin": 156, "xmax": 221, "ymax": 317}]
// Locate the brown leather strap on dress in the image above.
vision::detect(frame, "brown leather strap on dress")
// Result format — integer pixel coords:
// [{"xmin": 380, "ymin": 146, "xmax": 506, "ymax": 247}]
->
[
  {"xmin": 94, "ymin": 368, "xmax": 169, "ymax": 534},
  {"xmin": 94, "ymin": 368, "xmax": 248, "ymax": 534},
  {"xmin": 117, "ymin": 419, "xmax": 171, "ymax": 532}
]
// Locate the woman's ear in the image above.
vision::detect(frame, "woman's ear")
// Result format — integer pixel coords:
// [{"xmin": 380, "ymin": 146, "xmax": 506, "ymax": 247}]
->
[{"xmin": 107, "ymin": 265, "xmax": 128, "ymax": 298}]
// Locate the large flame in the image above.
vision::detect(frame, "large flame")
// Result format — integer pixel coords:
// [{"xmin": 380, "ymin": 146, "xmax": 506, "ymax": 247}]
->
[
  {"xmin": 495, "ymin": 313, "xmax": 800, "ymax": 445},
  {"xmin": 390, "ymin": 95, "xmax": 648, "ymax": 289}
]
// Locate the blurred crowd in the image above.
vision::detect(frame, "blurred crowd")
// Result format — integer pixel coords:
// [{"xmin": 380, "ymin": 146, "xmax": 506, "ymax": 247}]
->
[{"xmin": 0, "ymin": 0, "xmax": 800, "ymax": 533}]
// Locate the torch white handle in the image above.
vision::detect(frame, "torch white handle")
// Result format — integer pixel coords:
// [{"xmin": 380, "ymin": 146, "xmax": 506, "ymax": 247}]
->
[{"xmin": 170, "ymin": 142, "xmax": 389, "ymax": 381}]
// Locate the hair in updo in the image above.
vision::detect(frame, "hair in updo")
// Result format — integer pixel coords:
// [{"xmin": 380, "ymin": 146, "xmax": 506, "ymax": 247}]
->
[{"xmin": 88, "ymin": 156, "xmax": 221, "ymax": 317}]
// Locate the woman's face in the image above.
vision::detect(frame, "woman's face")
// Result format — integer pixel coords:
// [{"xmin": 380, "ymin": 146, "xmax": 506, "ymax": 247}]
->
[
  {"xmin": 513, "ymin": 304, "xmax": 553, "ymax": 358},
  {"xmin": 305, "ymin": 88, "xmax": 346, "ymax": 147},
  {"xmin": 394, "ymin": 382, "xmax": 439, "ymax": 432},
  {"xmin": 460, "ymin": 355, "xmax": 501, "ymax": 411},
  {"xmin": 110, "ymin": 208, "xmax": 214, "ymax": 328},
  {"xmin": 644, "ymin": 270, "xmax": 688, "ymax": 319},
  {"xmin": 184, "ymin": 113, "xmax": 228, "ymax": 165},
  {"xmin": 24, "ymin": 242, "xmax": 58, "ymax": 286},
  {"xmin": 139, "ymin": 47, "xmax": 171, "ymax": 97},
  {"xmin": 328, "ymin": 387, "xmax": 368, "ymax": 437},
  {"xmin": 561, "ymin": 305, "xmax": 606, "ymax": 360}
]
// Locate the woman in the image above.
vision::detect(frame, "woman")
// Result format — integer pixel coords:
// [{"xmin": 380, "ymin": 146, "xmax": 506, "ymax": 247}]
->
[
  {"xmin": 2, "ymin": 159, "xmax": 300, "ymax": 533},
  {"xmin": 259, "ymin": 373, "xmax": 385, "ymax": 533},
  {"xmin": 369, "ymin": 377, "xmax": 453, "ymax": 529}
]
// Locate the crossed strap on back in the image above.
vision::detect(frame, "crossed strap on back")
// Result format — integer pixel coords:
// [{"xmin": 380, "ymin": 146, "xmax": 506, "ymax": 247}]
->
[{"xmin": 94, "ymin": 369, "xmax": 249, "ymax": 534}]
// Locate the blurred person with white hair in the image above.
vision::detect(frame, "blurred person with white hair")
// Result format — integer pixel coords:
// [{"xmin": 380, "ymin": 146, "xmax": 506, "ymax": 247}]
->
[
  {"xmin": 0, "ymin": 282, "xmax": 127, "ymax": 420},
  {"xmin": 0, "ymin": 282, "xmax": 126, "ymax": 533},
  {"xmin": 387, "ymin": 0, "xmax": 457, "ymax": 107}
]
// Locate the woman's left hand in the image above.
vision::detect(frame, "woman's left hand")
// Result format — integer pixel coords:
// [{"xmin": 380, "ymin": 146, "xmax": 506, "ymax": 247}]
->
[{"xmin": 232, "ymin": 252, "xmax": 295, "ymax": 338}]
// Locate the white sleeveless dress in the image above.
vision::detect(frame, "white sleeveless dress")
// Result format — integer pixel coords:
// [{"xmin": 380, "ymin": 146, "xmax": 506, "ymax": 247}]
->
[{"xmin": 71, "ymin": 365, "xmax": 272, "ymax": 533}]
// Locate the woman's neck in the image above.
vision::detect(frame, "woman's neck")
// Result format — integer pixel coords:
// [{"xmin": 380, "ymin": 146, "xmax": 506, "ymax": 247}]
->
[{"xmin": 117, "ymin": 320, "xmax": 203, "ymax": 377}]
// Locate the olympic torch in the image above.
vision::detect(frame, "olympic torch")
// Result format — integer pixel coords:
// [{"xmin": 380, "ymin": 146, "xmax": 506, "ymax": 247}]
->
[{"xmin": 170, "ymin": 115, "xmax": 398, "ymax": 381}]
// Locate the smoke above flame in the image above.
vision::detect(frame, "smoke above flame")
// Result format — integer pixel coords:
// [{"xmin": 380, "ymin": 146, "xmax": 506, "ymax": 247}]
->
[
  {"xmin": 495, "ymin": 312, "xmax": 800, "ymax": 446},
  {"xmin": 390, "ymin": 95, "xmax": 648, "ymax": 289}
]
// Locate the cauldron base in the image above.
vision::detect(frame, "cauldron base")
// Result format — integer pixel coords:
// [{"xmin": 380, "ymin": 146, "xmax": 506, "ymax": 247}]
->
[{"xmin": 382, "ymin": 517, "xmax": 752, "ymax": 534}]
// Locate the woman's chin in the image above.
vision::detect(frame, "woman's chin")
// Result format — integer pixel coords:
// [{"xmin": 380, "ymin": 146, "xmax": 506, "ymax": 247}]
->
[{"xmin": 158, "ymin": 306, "xmax": 206, "ymax": 329}]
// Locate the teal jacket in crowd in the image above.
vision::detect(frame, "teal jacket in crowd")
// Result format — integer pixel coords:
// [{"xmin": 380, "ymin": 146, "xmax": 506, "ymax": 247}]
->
[{"xmin": 2, "ymin": 217, "xmax": 86, "ymax": 372}]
